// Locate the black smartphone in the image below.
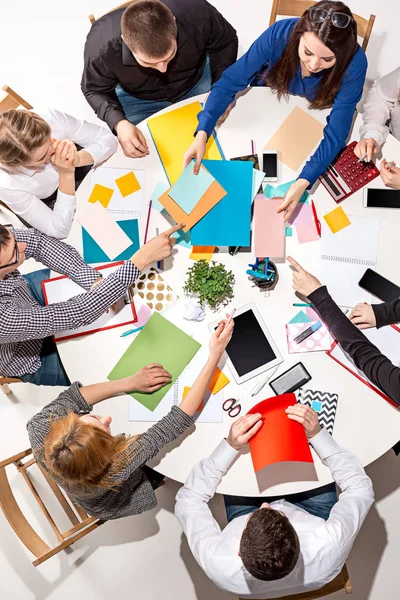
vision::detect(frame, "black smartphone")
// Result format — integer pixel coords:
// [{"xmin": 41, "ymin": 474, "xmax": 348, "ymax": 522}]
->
[
  {"xmin": 358, "ymin": 268, "xmax": 400, "ymax": 302},
  {"xmin": 269, "ymin": 362, "xmax": 311, "ymax": 395},
  {"xmin": 262, "ymin": 151, "xmax": 278, "ymax": 182},
  {"xmin": 363, "ymin": 188, "xmax": 400, "ymax": 209}
]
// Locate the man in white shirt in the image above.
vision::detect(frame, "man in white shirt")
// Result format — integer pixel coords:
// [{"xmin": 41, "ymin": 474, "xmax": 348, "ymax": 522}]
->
[{"xmin": 175, "ymin": 404, "xmax": 374, "ymax": 599}]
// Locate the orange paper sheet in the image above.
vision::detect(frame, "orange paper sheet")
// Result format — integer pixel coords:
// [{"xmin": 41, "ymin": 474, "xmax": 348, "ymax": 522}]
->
[
  {"xmin": 253, "ymin": 196, "xmax": 285, "ymax": 258},
  {"xmin": 115, "ymin": 171, "xmax": 141, "ymax": 197},
  {"xmin": 265, "ymin": 107, "xmax": 324, "ymax": 171},
  {"xmin": 189, "ymin": 246, "xmax": 216, "ymax": 263},
  {"xmin": 88, "ymin": 183, "xmax": 114, "ymax": 208},
  {"xmin": 209, "ymin": 367, "xmax": 230, "ymax": 394},
  {"xmin": 247, "ymin": 394, "xmax": 313, "ymax": 472}
]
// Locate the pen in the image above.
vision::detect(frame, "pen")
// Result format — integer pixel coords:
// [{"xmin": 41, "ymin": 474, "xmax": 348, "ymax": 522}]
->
[
  {"xmin": 357, "ymin": 152, "xmax": 368, "ymax": 163},
  {"xmin": 311, "ymin": 200, "xmax": 321, "ymax": 236},
  {"xmin": 294, "ymin": 320, "xmax": 322, "ymax": 344},
  {"xmin": 156, "ymin": 227, "xmax": 163, "ymax": 270},
  {"xmin": 293, "ymin": 302, "xmax": 314, "ymax": 307},
  {"xmin": 229, "ymin": 246, "xmax": 240, "ymax": 256},
  {"xmin": 250, "ymin": 365, "xmax": 279, "ymax": 397},
  {"xmin": 224, "ymin": 308, "xmax": 236, "ymax": 330},
  {"xmin": 120, "ymin": 325, "xmax": 144, "ymax": 338},
  {"xmin": 144, "ymin": 199, "xmax": 152, "ymax": 244},
  {"xmin": 251, "ymin": 139, "xmax": 255, "ymax": 155}
]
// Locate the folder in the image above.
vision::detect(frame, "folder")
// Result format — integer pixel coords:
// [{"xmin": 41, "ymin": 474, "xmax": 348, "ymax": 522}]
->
[{"xmin": 253, "ymin": 196, "xmax": 285, "ymax": 258}]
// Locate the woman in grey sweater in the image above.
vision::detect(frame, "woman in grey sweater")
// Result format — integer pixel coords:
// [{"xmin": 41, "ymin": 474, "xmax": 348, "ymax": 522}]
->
[{"xmin": 27, "ymin": 318, "xmax": 233, "ymax": 520}]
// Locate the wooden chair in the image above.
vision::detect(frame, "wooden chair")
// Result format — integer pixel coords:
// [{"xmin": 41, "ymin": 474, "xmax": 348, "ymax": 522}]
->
[
  {"xmin": 269, "ymin": 0, "xmax": 375, "ymax": 52},
  {"xmin": 0, "ymin": 85, "xmax": 32, "ymax": 114},
  {"xmin": 88, "ymin": 1, "xmax": 132, "ymax": 25},
  {"xmin": 0, "ymin": 448, "xmax": 104, "ymax": 566},
  {"xmin": 0, "ymin": 376, "xmax": 22, "ymax": 394}
]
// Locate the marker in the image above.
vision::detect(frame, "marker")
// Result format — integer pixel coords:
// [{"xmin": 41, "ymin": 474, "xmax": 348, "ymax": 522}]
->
[
  {"xmin": 250, "ymin": 365, "xmax": 279, "ymax": 397},
  {"xmin": 294, "ymin": 321, "xmax": 322, "ymax": 344},
  {"xmin": 293, "ymin": 302, "xmax": 314, "ymax": 307},
  {"xmin": 120, "ymin": 325, "xmax": 144, "ymax": 338},
  {"xmin": 155, "ymin": 227, "xmax": 163, "ymax": 270},
  {"xmin": 311, "ymin": 200, "xmax": 321, "ymax": 236},
  {"xmin": 224, "ymin": 308, "xmax": 236, "ymax": 330}
]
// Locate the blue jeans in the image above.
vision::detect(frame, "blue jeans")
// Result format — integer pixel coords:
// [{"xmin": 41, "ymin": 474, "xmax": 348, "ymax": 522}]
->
[
  {"xmin": 115, "ymin": 58, "xmax": 212, "ymax": 125},
  {"xmin": 20, "ymin": 269, "xmax": 71, "ymax": 387},
  {"xmin": 224, "ymin": 482, "xmax": 337, "ymax": 523}
]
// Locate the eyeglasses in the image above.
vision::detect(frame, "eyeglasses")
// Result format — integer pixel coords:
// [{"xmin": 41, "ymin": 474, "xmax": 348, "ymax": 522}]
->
[
  {"xmin": 223, "ymin": 397, "xmax": 242, "ymax": 418},
  {"xmin": 0, "ymin": 224, "xmax": 19, "ymax": 270},
  {"xmin": 309, "ymin": 7, "xmax": 352, "ymax": 28}
]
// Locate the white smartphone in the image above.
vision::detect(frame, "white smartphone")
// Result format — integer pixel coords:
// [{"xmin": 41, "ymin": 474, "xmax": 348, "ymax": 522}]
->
[
  {"xmin": 262, "ymin": 150, "xmax": 278, "ymax": 182},
  {"xmin": 363, "ymin": 188, "xmax": 400, "ymax": 209}
]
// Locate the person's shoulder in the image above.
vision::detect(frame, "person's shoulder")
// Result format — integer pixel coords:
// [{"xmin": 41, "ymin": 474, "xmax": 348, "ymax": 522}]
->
[
  {"xmin": 267, "ymin": 17, "xmax": 299, "ymax": 40},
  {"xmin": 85, "ymin": 7, "xmax": 124, "ymax": 56},
  {"xmin": 348, "ymin": 45, "xmax": 367, "ymax": 73}
]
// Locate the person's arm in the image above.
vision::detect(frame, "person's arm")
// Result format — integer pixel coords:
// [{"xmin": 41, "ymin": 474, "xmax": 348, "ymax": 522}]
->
[
  {"xmin": 202, "ymin": 1, "xmax": 238, "ymax": 83},
  {"xmin": 372, "ymin": 298, "xmax": 400, "ymax": 328},
  {"xmin": 299, "ymin": 50, "xmax": 368, "ymax": 187}
]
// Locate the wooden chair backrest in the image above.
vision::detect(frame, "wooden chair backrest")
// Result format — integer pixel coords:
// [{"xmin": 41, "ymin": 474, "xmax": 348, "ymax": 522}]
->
[
  {"xmin": 268, "ymin": 0, "xmax": 375, "ymax": 52},
  {"xmin": 0, "ymin": 448, "xmax": 104, "ymax": 566},
  {"xmin": 0, "ymin": 86, "xmax": 32, "ymax": 114},
  {"xmin": 89, "ymin": 1, "xmax": 133, "ymax": 24}
]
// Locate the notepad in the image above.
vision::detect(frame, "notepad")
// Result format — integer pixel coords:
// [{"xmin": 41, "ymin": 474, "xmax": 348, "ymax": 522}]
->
[
  {"xmin": 253, "ymin": 196, "xmax": 285, "ymax": 258},
  {"xmin": 78, "ymin": 202, "xmax": 134, "ymax": 260},
  {"xmin": 169, "ymin": 162, "xmax": 215, "ymax": 213},
  {"xmin": 108, "ymin": 313, "xmax": 201, "ymax": 411}
]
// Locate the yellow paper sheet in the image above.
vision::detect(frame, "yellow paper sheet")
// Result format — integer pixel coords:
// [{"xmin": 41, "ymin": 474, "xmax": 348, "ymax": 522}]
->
[
  {"xmin": 88, "ymin": 183, "xmax": 114, "ymax": 208},
  {"xmin": 323, "ymin": 206, "xmax": 351, "ymax": 233},
  {"xmin": 189, "ymin": 246, "xmax": 216, "ymax": 263},
  {"xmin": 208, "ymin": 367, "xmax": 230, "ymax": 395},
  {"xmin": 264, "ymin": 107, "xmax": 324, "ymax": 171},
  {"xmin": 115, "ymin": 171, "xmax": 141, "ymax": 197},
  {"xmin": 147, "ymin": 101, "xmax": 224, "ymax": 185}
]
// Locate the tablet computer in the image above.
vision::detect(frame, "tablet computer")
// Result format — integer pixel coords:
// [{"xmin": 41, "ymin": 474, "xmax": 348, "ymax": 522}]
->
[{"xmin": 208, "ymin": 303, "xmax": 283, "ymax": 384}]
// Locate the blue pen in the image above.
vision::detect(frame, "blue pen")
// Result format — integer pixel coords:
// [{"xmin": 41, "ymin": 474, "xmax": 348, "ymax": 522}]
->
[
  {"xmin": 294, "ymin": 321, "xmax": 322, "ymax": 344},
  {"xmin": 293, "ymin": 302, "xmax": 314, "ymax": 307},
  {"xmin": 120, "ymin": 325, "xmax": 144, "ymax": 338}
]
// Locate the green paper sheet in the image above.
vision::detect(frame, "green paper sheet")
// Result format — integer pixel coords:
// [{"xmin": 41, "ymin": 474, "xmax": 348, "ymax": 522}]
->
[{"xmin": 108, "ymin": 313, "xmax": 201, "ymax": 411}]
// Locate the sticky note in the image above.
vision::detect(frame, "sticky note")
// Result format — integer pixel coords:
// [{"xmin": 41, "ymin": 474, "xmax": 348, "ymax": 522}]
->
[
  {"xmin": 151, "ymin": 182, "xmax": 169, "ymax": 211},
  {"xmin": 88, "ymin": 183, "xmax": 114, "ymax": 208},
  {"xmin": 115, "ymin": 171, "xmax": 141, "ymax": 197},
  {"xmin": 311, "ymin": 400, "xmax": 322, "ymax": 413},
  {"xmin": 183, "ymin": 385, "xmax": 204, "ymax": 411},
  {"xmin": 169, "ymin": 163, "xmax": 215, "ymax": 214},
  {"xmin": 323, "ymin": 206, "xmax": 351, "ymax": 234},
  {"xmin": 189, "ymin": 246, "xmax": 216, "ymax": 263},
  {"xmin": 209, "ymin": 367, "xmax": 230, "ymax": 394}
]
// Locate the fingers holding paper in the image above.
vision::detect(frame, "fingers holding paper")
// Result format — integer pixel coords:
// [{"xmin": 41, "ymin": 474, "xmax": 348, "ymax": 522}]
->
[
  {"xmin": 285, "ymin": 404, "xmax": 321, "ymax": 438},
  {"xmin": 227, "ymin": 413, "xmax": 263, "ymax": 450},
  {"xmin": 127, "ymin": 363, "xmax": 172, "ymax": 393},
  {"xmin": 349, "ymin": 303, "xmax": 376, "ymax": 329},
  {"xmin": 287, "ymin": 256, "xmax": 322, "ymax": 298},
  {"xmin": 277, "ymin": 179, "xmax": 309, "ymax": 223},
  {"xmin": 182, "ymin": 131, "xmax": 207, "ymax": 174}
]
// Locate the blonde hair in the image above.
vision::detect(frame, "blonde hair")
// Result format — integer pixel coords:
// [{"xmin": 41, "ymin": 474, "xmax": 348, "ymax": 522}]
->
[
  {"xmin": 0, "ymin": 110, "xmax": 51, "ymax": 166},
  {"xmin": 42, "ymin": 412, "xmax": 142, "ymax": 492}
]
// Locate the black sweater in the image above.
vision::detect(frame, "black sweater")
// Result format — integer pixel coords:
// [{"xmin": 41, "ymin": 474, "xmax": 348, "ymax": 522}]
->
[{"xmin": 308, "ymin": 286, "xmax": 400, "ymax": 407}]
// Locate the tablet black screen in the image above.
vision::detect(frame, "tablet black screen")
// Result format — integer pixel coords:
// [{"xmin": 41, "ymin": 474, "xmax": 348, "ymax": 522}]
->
[{"xmin": 225, "ymin": 309, "xmax": 277, "ymax": 377}]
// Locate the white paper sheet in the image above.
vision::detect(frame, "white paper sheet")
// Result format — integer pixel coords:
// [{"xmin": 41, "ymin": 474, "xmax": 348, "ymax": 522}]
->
[
  {"xmin": 78, "ymin": 201, "xmax": 133, "ymax": 260},
  {"xmin": 90, "ymin": 167, "xmax": 144, "ymax": 221}
]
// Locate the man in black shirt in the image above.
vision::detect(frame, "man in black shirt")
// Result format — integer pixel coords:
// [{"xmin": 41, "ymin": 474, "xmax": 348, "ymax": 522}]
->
[{"xmin": 81, "ymin": 0, "xmax": 238, "ymax": 159}]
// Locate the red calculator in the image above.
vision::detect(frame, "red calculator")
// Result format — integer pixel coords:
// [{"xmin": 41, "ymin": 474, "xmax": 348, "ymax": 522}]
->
[{"xmin": 319, "ymin": 141, "xmax": 380, "ymax": 203}]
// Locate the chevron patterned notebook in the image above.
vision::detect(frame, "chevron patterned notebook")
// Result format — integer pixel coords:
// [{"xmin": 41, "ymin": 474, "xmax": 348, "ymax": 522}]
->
[{"xmin": 297, "ymin": 388, "xmax": 339, "ymax": 435}]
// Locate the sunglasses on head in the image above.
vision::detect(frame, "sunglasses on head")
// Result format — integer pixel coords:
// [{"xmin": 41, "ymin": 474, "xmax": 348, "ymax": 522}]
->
[
  {"xmin": 0, "ymin": 224, "xmax": 19, "ymax": 270},
  {"xmin": 309, "ymin": 6, "xmax": 352, "ymax": 28}
]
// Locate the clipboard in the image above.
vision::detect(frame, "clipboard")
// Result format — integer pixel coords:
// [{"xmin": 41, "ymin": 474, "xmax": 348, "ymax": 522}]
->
[{"xmin": 41, "ymin": 262, "xmax": 137, "ymax": 342}]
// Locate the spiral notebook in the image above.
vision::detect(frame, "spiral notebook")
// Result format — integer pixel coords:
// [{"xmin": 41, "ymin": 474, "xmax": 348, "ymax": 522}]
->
[{"xmin": 318, "ymin": 215, "xmax": 381, "ymax": 307}]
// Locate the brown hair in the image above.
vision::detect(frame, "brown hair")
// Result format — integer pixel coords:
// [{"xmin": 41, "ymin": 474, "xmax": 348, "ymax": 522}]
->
[
  {"xmin": 43, "ymin": 412, "xmax": 141, "ymax": 492},
  {"xmin": 0, "ymin": 110, "xmax": 51, "ymax": 166},
  {"xmin": 265, "ymin": 0, "xmax": 358, "ymax": 110},
  {"xmin": 121, "ymin": 0, "xmax": 177, "ymax": 59},
  {"xmin": 0, "ymin": 224, "xmax": 12, "ymax": 251},
  {"xmin": 240, "ymin": 508, "xmax": 300, "ymax": 581}
]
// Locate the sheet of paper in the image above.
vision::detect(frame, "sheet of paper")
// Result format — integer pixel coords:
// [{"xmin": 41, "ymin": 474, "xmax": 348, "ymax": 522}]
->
[
  {"xmin": 130, "ymin": 267, "xmax": 178, "ymax": 313},
  {"xmin": 209, "ymin": 367, "xmax": 230, "ymax": 394},
  {"xmin": 151, "ymin": 181, "xmax": 169, "ymax": 211},
  {"xmin": 108, "ymin": 312, "xmax": 201, "ymax": 411},
  {"xmin": 253, "ymin": 196, "xmax": 285, "ymax": 258},
  {"xmin": 89, "ymin": 167, "xmax": 144, "ymax": 221},
  {"xmin": 115, "ymin": 171, "xmax": 141, "ymax": 197},
  {"xmin": 78, "ymin": 202, "xmax": 134, "ymax": 260},
  {"xmin": 265, "ymin": 106, "xmax": 324, "ymax": 171},
  {"xmin": 296, "ymin": 224, "xmax": 320, "ymax": 243},
  {"xmin": 290, "ymin": 203, "xmax": 314, "ymax": 228},
  {"xmin": 248, "ymin": 394, "xmax": 314, "ymax": 472},
  {"xmin": 231, "ymin": 154, "xmax": 264, "ymax": 197},
  {"xmin": 88, "ymin": 183, "xmax": 114, "ymax": 208},
  {"xmin": 191, "ymin": 160, "xmax": 253, "ymax": 246},
  {"xmin": 169, "ymin": 163, "xmax": 215, "ymax": 214},
  {"xmin": 252, "ymin": 169, "xmax": 265, "ymax": 199},
  {"xmin": 189, "ymin": 246, "xmax": 216, "ymax": 263},
  {"xmin": 147, "ymin": 101, "xmax": 224, "ymax": 185},
  {"xmin": 288, "ymin": 310, "xmax": 312, "ymax": 324},
  {"xmin": 82, "ymin": 219, "xmax": 140, "ymax": 264},
  {"xmin": 286, "ymin": 321, "xmax": 333, "ymax": 353},
  {"xmin": 264, "ymin": 179, "xmax": 309, "ymax": 203},
  {"xmin": 297, "ymin": 388, "xmax": 339, "ymax": 435},
  {"xmin": 323, "ymin": 206, "xmax": 351, "ymax": 234}
]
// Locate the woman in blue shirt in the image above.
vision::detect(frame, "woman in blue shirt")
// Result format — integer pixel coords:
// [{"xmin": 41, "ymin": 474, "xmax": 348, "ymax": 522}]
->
[{"xmin": 183, "ymin": 1, "xmax": 367, "ymax": 221}]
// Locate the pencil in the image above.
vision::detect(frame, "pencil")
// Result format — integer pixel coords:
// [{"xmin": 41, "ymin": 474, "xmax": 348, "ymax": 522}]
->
[
  {"xmin": 251, "ymin": 139, "xmax": 255, "ymax": 155},
  {"xmin": 144, "ymin": 199, "xmax": 152, "ymax": 244}
]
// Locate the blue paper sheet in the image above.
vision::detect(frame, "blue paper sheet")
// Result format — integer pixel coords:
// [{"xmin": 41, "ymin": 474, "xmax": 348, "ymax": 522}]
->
[
  {"xmin": 288, "ymin": 310, "xmax": 312, "ymax": 325},
  {"xmin": 82, "ymin": 219, "xmax": 140, "ymax": 263},
  {"xmin": 191, "ymin": 160, "xmax": 253, "ymax": 246},
  {"xmin": 264, "ymin": 180, "xmax": 309, "ymax": 203},
  {"xmin": 169, "ymin": 162, "xmax": 215, "ymax": 214},
  {"xmin": 150, "ymin": 181, "xmax": 169, "ymax": 211}
]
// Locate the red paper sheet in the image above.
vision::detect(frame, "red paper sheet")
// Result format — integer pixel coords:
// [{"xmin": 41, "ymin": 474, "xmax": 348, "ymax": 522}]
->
[{"xmin": 247, "ymin": 393, "xmax": 313, "ymax": 472}]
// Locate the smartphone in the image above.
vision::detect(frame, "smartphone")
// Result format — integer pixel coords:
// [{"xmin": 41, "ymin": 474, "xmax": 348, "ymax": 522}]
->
[
  {"xmin": 262, "ymin": 150, "xmax": 278, "ymax": 182},
  {"xmin": 269, "ymin": 362, "xmax": 311, "ymax": 395},
  {"xmin": 358, "ymin": 268, "xmax": 400, "ymax": 302},
  {"xmin": 363, "ymin": 188, "xmax": 400, "ymax": 209}
]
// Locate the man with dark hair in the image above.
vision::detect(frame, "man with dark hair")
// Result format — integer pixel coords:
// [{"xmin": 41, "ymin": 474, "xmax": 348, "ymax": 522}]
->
[
  {"xmin": 81, "ymin": 0, "xmax": 238, "ymax": 159},
  {"xmin": 175, "ymin": 405, "xmax": 374, "ymax": 597}
]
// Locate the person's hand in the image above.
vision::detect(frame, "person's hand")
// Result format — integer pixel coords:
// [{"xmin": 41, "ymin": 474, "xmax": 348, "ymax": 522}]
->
[
  {"xmin": 354, "ymin": 138, "xmax": 380, "ymax": 162},
  {"xmin": 349, "ymin": 302, "xmax": 376, "ymax": 329},
  {"xmin": 226, "ymin": 413, "xmax": 263, "ymax": 450},
  {"xmin": 287, "ymin": 256, "xmax": 322, "ymax": 298},
  {"xmin": 209, "ymin": 316, "xmax": 234, "ymax": 361},
  {"xmin": 115, "ymin": 120, "xmax": 149, "ymax": 158},
  {"xmin": 182, "ymin": 131, "xmax": 207, "ymax": 174},
  {"xmin": 277, "ymin": 179, "xmax": 309, "ymax": 223},
  {"xmin": 124, "ymin": 364, "xmax": 172, "ymax": 393},
  {"xmin": 216, "ymin": 102, "xmax": 233, "ymax": 126},
  {"xmin": 51, "ymin": 139, "xmax": 76, "ymax": 172},
  {"xmin": 131, "ymin": 223, "xmax": 184, "ymax": 271},
  {"xmin": 285, "ymin": 404, "xmax": 321, "ymax": 439},
  {"xmin": 380, "ymin": 159, "xmax": 400, "ymax": 189}
]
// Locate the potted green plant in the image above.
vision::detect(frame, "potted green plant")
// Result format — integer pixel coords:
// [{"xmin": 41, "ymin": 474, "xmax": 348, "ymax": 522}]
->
[{"xmin": 183, "ymin": 260, "xmax": 235, "ymax": 311}]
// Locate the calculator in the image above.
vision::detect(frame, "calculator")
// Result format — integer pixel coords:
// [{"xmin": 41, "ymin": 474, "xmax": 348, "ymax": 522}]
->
[{"xmin": 319, "ymin": 141, "xmax": 380, "ymax": 203}]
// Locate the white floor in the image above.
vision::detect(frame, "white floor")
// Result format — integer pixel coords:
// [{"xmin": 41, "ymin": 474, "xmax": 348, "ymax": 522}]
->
[{"xmin": 1, "ymin": 1, "xmax": 400, "ymax": 598}]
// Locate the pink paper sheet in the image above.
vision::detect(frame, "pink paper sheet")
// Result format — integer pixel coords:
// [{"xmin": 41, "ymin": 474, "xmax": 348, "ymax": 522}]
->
[
  {"xmin": 290, "ymin": 203, "xmax": 314, "ymax": 228},
  {"xmin": 296, "ymin": 225, "xmax": 320, "ymax": 243},
  {"xmin": 253, "ymin": 197, "xmax": 285, "ymax": 258},
  {"xmin": 286, "ymin": 321, "xmax": 333, "ymax": 353}
]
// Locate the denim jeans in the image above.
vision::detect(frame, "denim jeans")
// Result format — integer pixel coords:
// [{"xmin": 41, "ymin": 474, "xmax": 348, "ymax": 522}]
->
[
  {"xmin": 19, "ymin": 269, "xmax": 71, "ymax": 387},
  {"xmin": 115, "ymin": 58, "xmax": 212, "ymax": 125},
  {"xmin": 224, "ymin": 482, "xmax": 338, "ymax": 523}
]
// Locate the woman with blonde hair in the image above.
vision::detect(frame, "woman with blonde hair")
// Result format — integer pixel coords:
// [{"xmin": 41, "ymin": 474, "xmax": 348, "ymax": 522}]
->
[
  {"xmin": 0, "ymin": 108, "xmax": 117, "ymax": 238},
  {"xmin": 27, "ymin": 318, "xmax": 233, "ymax": 519}
]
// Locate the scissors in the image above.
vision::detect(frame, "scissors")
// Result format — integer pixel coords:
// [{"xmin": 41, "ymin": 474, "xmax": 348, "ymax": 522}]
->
[{"xmin": 223, "ymin": 397, "xmax": 242, "ymax": 418}]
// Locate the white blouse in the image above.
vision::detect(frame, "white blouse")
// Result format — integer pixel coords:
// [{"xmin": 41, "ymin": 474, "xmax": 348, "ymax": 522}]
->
[
  {"xmin": 0, "ymin": 107, "xmax": 118, "ymax": 238},
  {"xmin": 359, "ymin": 67, "xmax": 400, "ymax": 146}
]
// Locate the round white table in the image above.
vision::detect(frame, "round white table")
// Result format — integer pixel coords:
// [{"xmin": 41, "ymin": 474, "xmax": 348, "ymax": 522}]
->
[{"xmin": 58, "ymin": 88, "xmax": 400, "ymax": 496}]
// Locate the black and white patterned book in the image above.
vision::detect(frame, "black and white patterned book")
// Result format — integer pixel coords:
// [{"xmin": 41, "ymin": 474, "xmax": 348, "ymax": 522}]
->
[{"xmin": 297, "ymin": 388, "xmax": 339, "ymax": 435}]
